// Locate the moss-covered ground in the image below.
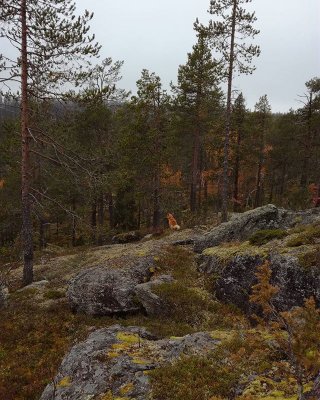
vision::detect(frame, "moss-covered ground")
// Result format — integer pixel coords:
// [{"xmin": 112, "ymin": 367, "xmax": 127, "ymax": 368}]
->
[{"xmin": 0, "ymin": 225, "xmax": 319, "ymax": 399}]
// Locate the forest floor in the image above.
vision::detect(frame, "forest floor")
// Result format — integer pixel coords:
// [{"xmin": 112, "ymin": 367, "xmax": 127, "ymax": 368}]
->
[{"xmin": 0, "ymin": 220, "xmax": 319, "ymax": 400}]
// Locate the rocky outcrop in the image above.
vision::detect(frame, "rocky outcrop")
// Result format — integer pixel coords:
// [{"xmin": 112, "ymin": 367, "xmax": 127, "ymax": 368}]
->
[
  {"xmin": 40, "ymin": 324, "xmax": 219, "ymax": 400},
  {"xmin": 67, "ymin": 257, "xmax": 154, "ymax": 316},
  {"xmin": 135, "ymin": 274, "xmax": 174, "ymax": 316},
  {"xmin": 292, "ymin": 207, "xmax": 320, "ymax": 226},
  {"xmin": 199, "ymin": 252, "xmax": 320, "ymax": 315},
  {"xmin": 194, "ymin": 205, "xmax": 289, "ymax": 253},
  {"xmin": 0, "ymin": 285, "xmax": 8, "ymax": 309}
]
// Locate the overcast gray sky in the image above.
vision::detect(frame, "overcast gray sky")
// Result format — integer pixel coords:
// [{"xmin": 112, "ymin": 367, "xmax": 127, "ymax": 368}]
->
[{"xmin": 74, "ymin": 0, "xmax": 319, "ymax": 112}]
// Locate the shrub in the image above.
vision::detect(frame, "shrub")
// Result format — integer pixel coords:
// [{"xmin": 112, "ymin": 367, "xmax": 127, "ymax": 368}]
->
[
  {"xmin": 249, "ymin": 229, "xmax": 288, "ymax": 246},
  {"xmin": 153, "ymin": 282, "xmax": 215, "ymax": 328}
]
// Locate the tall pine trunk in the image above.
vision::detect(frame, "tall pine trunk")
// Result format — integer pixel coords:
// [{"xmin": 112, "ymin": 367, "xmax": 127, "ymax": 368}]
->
[
  {"xmin": 71, "ymin": 198, "xmax": 76, "ymax": 247},
  {"xmin": 21, "ymin": 0, "xmax": 33, "ymax": 286},
  {"xmin": 255, "ymin": 154, "xmax": 264, "ymax": 207},
  {"xmin": 107, "ymin": 192, "xmax": 114, "ymax": 229},
  {"xmin": 152, "ymin": 169, "xmax": 161, "ymax": 230},
  {"xmin": 91, "ymin": 200, "xmax": 97, "ymax": 243},
  {"xmin": 221, "ymin": 0, "xmax": 237, "ymax": 222},
  {"xmin": 233, "ymin": 128, "xmax": 242, "ymax": 212},
  {"xmin": 190, "ymin": 127, "xmax": 200, "ymax": 212},
  {"xmin": 97, "ymin": 193, "xmax": 104, "ymax": 245}
]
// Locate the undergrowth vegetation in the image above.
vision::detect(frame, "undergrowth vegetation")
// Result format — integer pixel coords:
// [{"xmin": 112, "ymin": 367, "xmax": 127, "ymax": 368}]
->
[
  {"xmin": 0, "ymin": 246, "xmax": 247, "ymax": 400},
  {"xmin": 1, "ymin": 243, "xmax": 320, "ymax": 399},
  {"xmin": 249, "ymin": 229, "xmax": 288, "ymax": 246},
  {"xmin": 153, "ymin": 246, "xmax": 247, "ymax": 331},
  {"xmin": 286, "ymin": 224, "xmax": 320, "ymax": 247},
  {"xmin": 150, "ymin": 332, "xmax": 281, "ymax": 400}
]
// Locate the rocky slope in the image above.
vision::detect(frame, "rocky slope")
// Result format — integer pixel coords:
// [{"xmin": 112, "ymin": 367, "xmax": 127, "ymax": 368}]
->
[{"xmin": 2, "ymin": 205, "xmax": 320, "ymax": 400}]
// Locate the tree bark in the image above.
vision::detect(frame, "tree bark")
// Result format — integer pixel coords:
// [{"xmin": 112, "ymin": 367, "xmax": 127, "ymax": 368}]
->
[
  {"xmin": 255, "ymin": 153, "xmax": 264, "ymax": 207},
  {"xmin": 152, "ymin": 170, "xmax": 161, "ymax": 230},
  {"xmin": 268, "ymin": 169, "xmax": 275, "ymax": 203},
  {"xmin": 91, "ymin": 200, "xmax": 97, "ymax": 244},
  {"xmin": 97, "ymin": 193, "xmax": 104, "ymax": 245},
  {"xmin": 190, "ymin": 127, "xmax": 200, "ymax": 212},
  {"xmin": 221, "ymin": 0, "xmax": 237, "ymax": 222},
  {"xmin": 97, "ymin": 194, "xmax": 104, "ymax": 226},
  {"xmin": 107, "ymin": 192, "xmax": 114, "ymax": 229},
  {"xmin": 233, "ymin": 128, "xmax": 242, "ymax": 212},
  {"xmin": 71, "ymin": 198, "xmax": 76, "ymax": 247},
  {"xmin": 21, "ymin": 0, "xmax": 34, "ymax": 286}
]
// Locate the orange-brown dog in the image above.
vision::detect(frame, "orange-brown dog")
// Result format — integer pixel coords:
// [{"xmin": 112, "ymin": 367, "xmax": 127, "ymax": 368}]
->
[{"xmin": 166, "ymin": 213, "xmax": 180, "ymax": 230}]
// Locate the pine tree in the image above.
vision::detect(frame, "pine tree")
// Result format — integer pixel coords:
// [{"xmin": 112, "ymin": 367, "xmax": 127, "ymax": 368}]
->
[
  {"xmin": 298, "ymin": 78, "xmax": 320, "ymax": 188},
  {"xmin": 196, "ymin": 0, "xmax": 260, "ymax": 221},
  {"xmin": 0, "ymin": 0, "xmax": 100, "ymax": 285},
  {"xmin": 172, "ymin": 32, "xmax": 222, "ymax": 212},
  {"xmin": 231, "ymin": 92, "xmax": 246, "ymax": 211},
  {"xmin": 253, "ymin": 94, "xmax": 271, "ymax": 207},
  {"xmin": 121, "ymin": 70, "xmax": 170, "ymax": 230}
]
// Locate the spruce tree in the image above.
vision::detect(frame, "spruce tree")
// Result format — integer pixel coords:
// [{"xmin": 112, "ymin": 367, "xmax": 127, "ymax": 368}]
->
[{"xmin": 0, "ymin": 0, "xmax": 100, "ymax": 285}]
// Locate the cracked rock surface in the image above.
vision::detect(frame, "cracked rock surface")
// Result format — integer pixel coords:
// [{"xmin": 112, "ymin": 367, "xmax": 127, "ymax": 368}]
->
[{"xmin": 40, "ymin": 325, "xmax": 219, "ymax": 400}]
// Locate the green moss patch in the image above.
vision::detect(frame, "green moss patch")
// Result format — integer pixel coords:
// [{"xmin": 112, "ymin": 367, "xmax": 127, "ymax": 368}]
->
[
  {"xmin": 286, "ymin": 225, "xmax": 320, "ymax": 247},
  {"xmin": 249, "ymin": 229, "xmax": 288, "ymax": 246},
  {"xmin": 150, "ymin": 333, "xmax": 276, "ymax": 400},
  {"xmin": 153, "ymin": 282, "xmax": 216, "ymax": 328},
  {"xmin": 298, "ymin": 247, "xmax": 320, "ymax": 269},
  {"xmin": 202, "ymin": 241, "xmax": 268, "ymax": 263},
  {"xmin": 43, "ymin": 289, "xmax": 65, "ymax": 300}
]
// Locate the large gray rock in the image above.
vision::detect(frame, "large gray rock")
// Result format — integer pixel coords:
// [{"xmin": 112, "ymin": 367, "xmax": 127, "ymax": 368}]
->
[
  {"xmin": 194, "ymin": 205, "xmax": 289, "ymax": 253},
  {"xmin": 199, "ymin": 252, "xmax": 320, "ymax": 315},
  {"xmin": 135, "ymin": 274, "xmax": 174, "ymax": 316},
  {"xmin": 0, "ymin": 285, "xmax": 8, "ymax": 309},
  {"xmin": 40, "ymin": 325, "xmax": 219, "ymax": 400},
  {"xmin": 67, "ymin": 257, "xmax": 154, "ymax": 316},
  {"xmin": 292, "ymin": 207, "xmax": 320, "ymax": 226}
]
